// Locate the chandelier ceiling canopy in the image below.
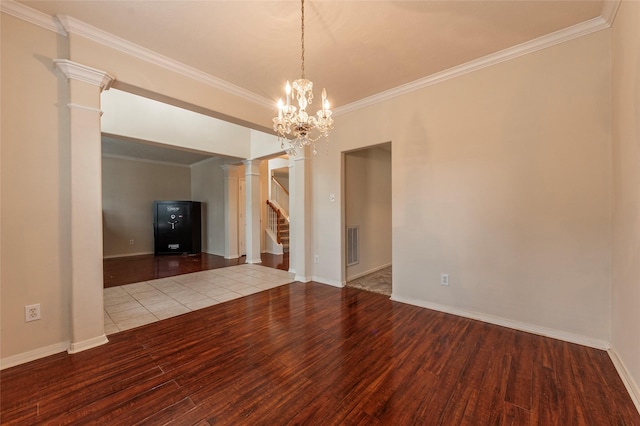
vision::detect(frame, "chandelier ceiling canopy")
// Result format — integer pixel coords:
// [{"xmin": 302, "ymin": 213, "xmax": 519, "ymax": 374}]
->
[{"xmin": 272, "ymin": 0, "xmax": 333, "ymax": 156}]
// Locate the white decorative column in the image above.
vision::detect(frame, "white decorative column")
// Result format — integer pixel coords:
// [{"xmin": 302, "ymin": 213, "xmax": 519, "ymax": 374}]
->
[
  {"xmin": 289, "ymin": 147, "xmax": 312, "ymax": 282},
  {"xmin": 243, "ymin": 160, "xmax": 262, "ymax": 264},
  {"xmin": 54, "ymin": 59, "xmax": 114, "ymax": 353},
  {"xmin": 221, "ymin": 164, "xmax": 240, "ymax": 259}
]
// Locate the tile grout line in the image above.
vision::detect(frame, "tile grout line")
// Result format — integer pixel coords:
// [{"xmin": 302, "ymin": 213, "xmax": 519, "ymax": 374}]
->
[{"xmin": 104, "ymin": 264, "xmax": 295, "ymax": 333}]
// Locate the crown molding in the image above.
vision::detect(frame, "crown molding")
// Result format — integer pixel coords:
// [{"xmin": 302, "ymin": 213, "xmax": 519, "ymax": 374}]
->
[
  {"xmin": 0, "ymin": 0, "xmax": 66, "ymax": 34},
  {"xmin": 5, "ymin": 0, "xmax": 619, "ymax": 118},
  {"xmin": 54, "ymin": 59, "xmax": 114, "ymax": 90},
  {"xmin": 56, "ymin": 15, "xmax": 273, "ymax": 110},
  {"xmin": 334, "ymin": 15, "xmax": 611, "ymax": 116},
  {"xmin": 101, "ymin": 153, "xmax": 192, "ymax": 168},
  {"xmin": 601, "ymin": 0, "xmax": 621, "ymax": 26}
]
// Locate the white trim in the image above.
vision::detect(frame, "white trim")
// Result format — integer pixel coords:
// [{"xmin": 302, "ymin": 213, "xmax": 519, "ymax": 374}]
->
[
  {"xmin": 55, "ymin": 15, "xmax": 272, "ymax": 109},
  {"xmin": 103, "ymin": 251, "xmax": 154, "ymax": 259},
  {"xmin": 224, "ymin": 254, "xmax": 240, "ymax": 260},
  {"xmin": 68, "ymin": 334, "xmax": 109, "ymax": 354},
  {"xmin": 346, "ymin": 262, "xmax": 391, "ymax": 282},
  {"xmin": 6, "ymin": 1, "xmax": 618, "ymax": 117},
  {"xmin": 311, "ymin": 276, "xmax": 343, "ymax": 288},
  {"xmin": 601, "ymin": 0, "xmax": 621, "ymax": 25},
  {"xmin": 190, "ymin": 156, "xmax": 221, "ymax": 168},
  {"xmin": 334, "ymin": 16, "xmax": 610, "ymax": 116},
  {"xmin": 265, "ymin": 228, "xmax": 284, "ymax": 255},
  {"xmin": 54, "ymin": 59, "xmax": 114, "ymax": 90},
  {"xmin": 390, "ymin": 295, "xmax": 610, "ymax": 350},
  {"xmin": 295, "ymin": 274, "xmax": 312, "ymax": 283},
  {"xmin": 0, "ymin": 0, "xmax": 66, "ymax": 35},
  {"xmin": 3, "ymin": 1, "xmax": 620, "ymax": 116},
  {"xmin": 608, "ymin": 348, "xmax": 640, "ymax": 414},
  {"xmin": 101, "ymin": 153, "xmax": 192, "ymax": 168},
  {"xmin": 0, "ymin": 341, "xmax": 69, "ymax": 370},
  {"xmin": 67, "ymin": 103, "xmax": 102, "ymax": 114},
  {"xmin": 263, "ymin": 250, "xmax": 285, "ymax": 255}
]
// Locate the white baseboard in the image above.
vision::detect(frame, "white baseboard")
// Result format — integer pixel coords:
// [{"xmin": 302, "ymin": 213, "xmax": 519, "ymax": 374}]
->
[
  {"xmin": 312, "ymin": 276, "xmax": 344, "ymax": 288},
  {"xmin": 295, "ymin": 274, "xmax": 312, "ymax": 283},
  {"xmin": 264, "ymin": 249, "xmax": 284, "ymax": 255},
  {"xmin": 68, "ymin": 334, "xmax": 109, "ymax": 354},
  {"xmin": 103, "ymin": 251, "xmax": 153, "ymax": 259},
  {"xmin": 1, "ymin": 341, "xmax": 70, "ymax": 370},
  {"xmin": 608, "ymin": 348, "xmax": 640, "ymax": 414},
  {"xmin": 346, "ymin": 262, "xmax": 392, "ymax": 281},
  {"xmin": 390, "ymin": 295, "xmax": 609, "ymax": 350}
]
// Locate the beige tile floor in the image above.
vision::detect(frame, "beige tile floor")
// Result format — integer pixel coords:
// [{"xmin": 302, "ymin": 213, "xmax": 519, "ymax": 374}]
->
[{"xmin": 103, "ymin": 264, "xmax": 295, "ymax": 335}]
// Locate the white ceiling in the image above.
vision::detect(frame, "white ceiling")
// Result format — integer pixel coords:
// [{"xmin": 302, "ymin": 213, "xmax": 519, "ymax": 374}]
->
[
  {"xmin": 17, "ymin": 0, "xmax": 608, "ymax": 164},
  {"xmin": 20, "ymin": 0, "xmax": 605, "ymax": 109}
]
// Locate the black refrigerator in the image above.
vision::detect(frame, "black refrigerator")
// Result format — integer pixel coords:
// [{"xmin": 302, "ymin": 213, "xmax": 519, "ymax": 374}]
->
[{"xmin": 153, "ymin": 201, "xmax": 202, "ymax": 255}]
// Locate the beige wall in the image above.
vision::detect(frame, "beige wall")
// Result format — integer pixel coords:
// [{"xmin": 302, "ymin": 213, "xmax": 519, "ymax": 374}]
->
[
  {"xmin": 345, "ymin": 145, "xmax": 392, "ymax": 280},
  {"xmin": 102, "ymin": 156, "xmax": 191, "ymax": 257},
  {"xmin": 2, "ymin": 7, "xmax": 637, "ymax": 403},
  {"xmin": 1, "ymin": 14, "xmax": 72, "ymax": 361},
  {"xmin": 191, "ymin": 157, "xmax": 226, "ymax": 256},
  {"xmin": 313, "ymin": 30, "xmax": 612, "ymax": 344},
  {"xmin": 611, "ymin": 0, "xmax": 640, "ymax": 405}
]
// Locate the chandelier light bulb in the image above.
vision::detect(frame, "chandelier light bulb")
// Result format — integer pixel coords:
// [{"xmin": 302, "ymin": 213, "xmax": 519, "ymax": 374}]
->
[{"xmin": 285, "ymin": 81, "xmax": 291, "ymax": 107}]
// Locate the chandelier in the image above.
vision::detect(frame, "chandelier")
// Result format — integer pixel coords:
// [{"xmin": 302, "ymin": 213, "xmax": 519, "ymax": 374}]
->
[{"xmin": 273, "ymin": 0, "xmax": 333, "ymax": 156}]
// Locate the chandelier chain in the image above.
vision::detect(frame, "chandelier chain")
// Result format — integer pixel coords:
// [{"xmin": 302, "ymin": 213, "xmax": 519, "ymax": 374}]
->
[{"xmin": 300, "ymin": 0, "xmax": 305, "ymax": 78}]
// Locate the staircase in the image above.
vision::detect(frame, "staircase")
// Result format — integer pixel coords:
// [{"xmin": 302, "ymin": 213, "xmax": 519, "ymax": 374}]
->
[
  {"xmin": 278, "ymin": 217, "xmax": 289, "ymax": 253},
  {"xmin": 266, "ymin": 200, "xmax": 289, "ymax": 254}
]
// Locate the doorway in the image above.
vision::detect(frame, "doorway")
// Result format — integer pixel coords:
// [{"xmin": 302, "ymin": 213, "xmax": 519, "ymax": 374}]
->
[{"xmin": 343, "ymin": 142, "xmax": 392, "ymax": 296}]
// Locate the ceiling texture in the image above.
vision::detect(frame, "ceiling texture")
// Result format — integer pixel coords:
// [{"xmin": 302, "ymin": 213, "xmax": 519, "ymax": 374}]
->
[{"xmin": 16, "ymin": 0, "xmax": 609, "ymax": 164}]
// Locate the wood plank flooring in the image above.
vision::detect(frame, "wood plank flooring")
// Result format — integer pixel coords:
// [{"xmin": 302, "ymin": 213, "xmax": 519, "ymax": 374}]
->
[
  {"xmin": 103, "ymin": 253, "xmax": 289, "ymax": 288},
  {"xmin": 2, "ymin": 283, "xmax": 638, "ymax": 425}
]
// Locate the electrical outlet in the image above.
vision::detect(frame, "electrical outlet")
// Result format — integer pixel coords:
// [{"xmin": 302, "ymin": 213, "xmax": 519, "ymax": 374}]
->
[
  {"xmin": 314, "ymin": 255, "xmax": 320, "ymax": 263},
  {"xmin": 25, "ymin": 304, "xmax": 41, "ymax": 322},
  {"xmin": 440, "ymin": 273, "xmax": 449, "ymax": 286},
  {"xmin": 129, "ymin": 239, "xmax": 134, "ymax": 245}
]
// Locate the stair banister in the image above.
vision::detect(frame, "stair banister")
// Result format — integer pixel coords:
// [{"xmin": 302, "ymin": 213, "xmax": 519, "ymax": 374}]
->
[{"xmin": 266, "ymin": 200, "xmax": 282, "ymax": 244}]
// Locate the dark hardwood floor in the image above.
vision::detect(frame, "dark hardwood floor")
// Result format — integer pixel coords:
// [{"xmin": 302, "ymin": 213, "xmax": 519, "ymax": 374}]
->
[
  {"xmin": 2, "ymin": 283, "xmax": 638, "ymax": 425},
  {"xmin": 103, "ymin": 252, "xmax": 289, "ymax": 288}
]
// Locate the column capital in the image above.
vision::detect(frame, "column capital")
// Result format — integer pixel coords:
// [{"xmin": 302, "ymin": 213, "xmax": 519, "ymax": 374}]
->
[
  {"xmin": 242, "ymin": 159, "xmax": 261, "ymax": 176},
  {"xmin": 54, "ymin": 59, "xmax": 114, "ymax": 91}
]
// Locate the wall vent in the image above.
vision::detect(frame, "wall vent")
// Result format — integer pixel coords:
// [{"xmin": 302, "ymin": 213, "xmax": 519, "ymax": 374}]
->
[{"xmin": 346, "ymin": 225, "xmax": 359, "ymax": 266}]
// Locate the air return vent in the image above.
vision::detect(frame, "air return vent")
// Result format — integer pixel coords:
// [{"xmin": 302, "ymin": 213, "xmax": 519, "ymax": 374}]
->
[{"xmin": 346, "ymin": 225, "xmax": 359, "ymax": 266}]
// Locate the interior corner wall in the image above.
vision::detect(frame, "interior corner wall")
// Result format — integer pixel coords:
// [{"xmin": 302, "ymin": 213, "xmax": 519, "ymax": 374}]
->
[
  {"xmin": 102, "ymin": 156, "xmax": 191, "ymax": 257},
  {"xmin": 313, "ymin": 29, "xmax": 612, "ymax": 343},
  {"xmin": 191, "ymin": 157, "xmax": 226, "ymax": 256},
  {"xmin": 345, "ymin": 147, "xmax": 392, "ymax": 280},
  {"xmin": 1, "ymin": 14, "xmax": 71, "ymax": 362},
  {"xmin": 611, "ymin": 0, "xmax": 640, "ymax": 404}
]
